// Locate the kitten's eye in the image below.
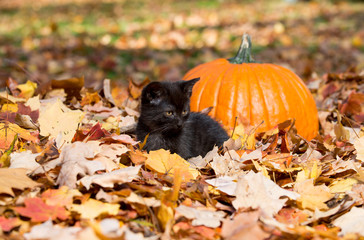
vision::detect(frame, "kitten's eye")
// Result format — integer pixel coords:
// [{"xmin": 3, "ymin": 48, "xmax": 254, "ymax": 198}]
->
[
  {"xmin": 165, "ymin": 111, "xmax": 173, "ymax": 116},
  {"xmin": 182, "ymin": 110, "xmax": 188, "ymax": 115}
]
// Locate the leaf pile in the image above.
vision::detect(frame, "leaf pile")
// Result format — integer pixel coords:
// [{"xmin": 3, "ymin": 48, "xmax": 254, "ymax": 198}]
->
[{"xmin": 0, "ymin": 71, "xmax": 363, "ymax": 239}]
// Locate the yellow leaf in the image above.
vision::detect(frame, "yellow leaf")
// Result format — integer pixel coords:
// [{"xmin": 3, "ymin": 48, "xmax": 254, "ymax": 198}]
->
[
  {"xmin": 17, "ymin": 80, "xmax": 37, "ymax": 99},
  {"xmin": 157, "ymin": 203, "xmax": 174, "ymax": 231},
  {"xmin": 38, "ymin": 99, "xmax": 84, "ymax": 146},
  {"xmin": 1, "ymin": 103, "xmax": 18, "ymax": 112},
  {"xmin": 294, "ymin": 179, "xmax": 333, "ymax": 210},
  {"xmin": 252, "ymin": 160, "xmax": 270, "ymax": 179},
  {"xmin": 145, "ymin": 149, "xmax": 199, "ymax": 182},
  {"xmin": 231, "ymin": 124, "xmax": 255, "ymax": 149},
  {"xmin": 0, "ymin": 122, "xmax": 39, "ymax": 150},
  {"xmin": 353, "ymin": 136, "xmax": 364, "ymax": 161},
  {"xmin": 329, "ymin": 178, "xmax": 357, "ymax": 193},
  {"xmin": 0, "ymin": 168, "xmax": 40, "ymax": 196},
  {"xmin": 70, "ymin": 199, "xmax": 119, "ymax": 219}
]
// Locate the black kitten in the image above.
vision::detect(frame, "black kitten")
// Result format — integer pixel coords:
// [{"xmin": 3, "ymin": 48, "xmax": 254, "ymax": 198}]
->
[{"xmin": 136, "ymin": 78, "xmax": 229, "ymax": 159}]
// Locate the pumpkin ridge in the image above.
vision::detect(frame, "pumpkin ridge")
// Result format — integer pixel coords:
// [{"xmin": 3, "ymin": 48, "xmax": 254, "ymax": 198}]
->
[
  {"xmin": 275, "ymin": 65, "xmax": 318, "ymax": 139},
  {"xmin": 215, "ymin": 64, "xmax": 236, "ymax": 121},
  {"xmin": 271, "ymin": 65, "xmax": 317, "ymax": 139},
  {"xmin": 231, "ymin": 65, "xmax": 240, "ymax": 127},
  {"xmin": 267, "ymin": 64, "xmax": 290, "ymax": 125},
  {"xmin": 250, "ymin": 64, "xmax": 271, "ymax": 129}
]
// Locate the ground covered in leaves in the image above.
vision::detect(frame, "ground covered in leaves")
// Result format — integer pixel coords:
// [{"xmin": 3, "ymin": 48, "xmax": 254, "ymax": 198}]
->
[
  {"xmin": 0, "ymin": 0, "xmax": 364, "ymax": 239},
  {"xmin": 0, "ymin": 70, "xmax": 363, "ymax": 239}
]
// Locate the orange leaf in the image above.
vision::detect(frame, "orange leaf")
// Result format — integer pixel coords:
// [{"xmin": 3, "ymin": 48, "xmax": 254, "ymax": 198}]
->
[
  {"xmin": 14, "ymin": 197, "xmax": 69, "ymax": 222},
  {"xmin": 41, "ymin": 186, "xmax": 82, "ymax": 208}
]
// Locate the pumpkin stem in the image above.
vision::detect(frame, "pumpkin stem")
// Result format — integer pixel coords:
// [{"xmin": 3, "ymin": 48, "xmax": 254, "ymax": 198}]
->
[{"xmin": 228, "ymin": 33, "xmax": 255, "ymax": 64}]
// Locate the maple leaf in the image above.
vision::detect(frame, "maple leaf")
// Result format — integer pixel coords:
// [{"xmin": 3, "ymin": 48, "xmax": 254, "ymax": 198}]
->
[
  {"xmin": 0, "ymin": 168, "xmax": 40, "ymax": 196},
  {"xmin": 145, "ymin": 149, "xmax": 199, "ymax": 182},
  {"xmin": 14, "ymin": 197, "xmax": 69, "ymax": 222},
  {"xmin": 70, "ymin": 199, "xmax": 119, "ymax": 219},
  {"xmin": 38, "ymin": 98, "xmax": 84, "ymax": 147},
  {"xmin": 294, "ymin": 179, "xmax": 333, "ymax": 210},
  {"xmin": 0, "ymin": 216, "xmax": 21, "ymax": 232}
]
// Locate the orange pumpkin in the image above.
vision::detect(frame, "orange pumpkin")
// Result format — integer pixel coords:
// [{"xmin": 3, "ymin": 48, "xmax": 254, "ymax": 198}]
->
[{"xmin": 183, "ymin": 34, "xmax": 318, "ymax": 140}]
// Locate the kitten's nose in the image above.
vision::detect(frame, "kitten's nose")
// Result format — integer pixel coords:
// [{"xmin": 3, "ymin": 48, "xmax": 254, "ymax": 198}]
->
[{"xmin": 177, "ymin": 120, "xmax": 183, "ymax": 128}]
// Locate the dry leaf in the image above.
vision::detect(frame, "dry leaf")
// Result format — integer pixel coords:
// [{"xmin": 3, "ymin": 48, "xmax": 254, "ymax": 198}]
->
[
  {"xmin": 145, "ymin": 149, "xmax": 199, "ymax": 182},
  {"xmin": 38, "ymin": 98, "xmax": 84, "ymax": 147},
  {"xmin": 9, "ymin": 150, "xmax": 41, "ymax": 173},
  {"xmin": 221, "ymin": 210, "xmax": 269, "ymax": 240},
  {"xmin": 23, "ymin": 220, "xmax": 83, "ymax": 240},
  {"xmin": 333, "ymin": 207, "xmax": 364, "ymax": 236},
  {"xmin": 0, "ymin": 122, "xmax": 39, "ymax": 150},
  {"xmin": 232, "ymin": 171, "xmax": 299, "ymax": 217},
  {"xmin": 70, "ymin": 198, "xmax": 119, "ymax": 219},
  {"xmin": 56, "ymin": 141, "xmax": 105, "ymax": 188},
  {"xmin": 78, "ymin": 165, "xmax": 141, "ymax": 190},
  {"xmin": 14, "ymin": 197, "xmax": 69, "ymax": 222},
  {"xmin": 175, "ymin": 204, "xmax": 225, "ymax": 228},
  {"xmin": 0, "ymin": 168, "xmax": 40, "ymax": 196},
  {"xmin": 294, "ymin": 179, "xmax": 333, "ymax": 210}
]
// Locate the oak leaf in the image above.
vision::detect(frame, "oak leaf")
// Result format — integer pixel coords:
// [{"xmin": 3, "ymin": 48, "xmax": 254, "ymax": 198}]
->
[
  {"xmin": 23, "ymin": 220, "xmax": 84, "ymax": 240},
  {"xmin": 0, "ymin": 168, "xmax": 40, "ymax": 196},
  {"xmin": 175, "ymin": 204, "xmax": 225, "ymax": 228},
  {"xmin": 14, "ymin": 197, "xmax": 69, "ymax": 222}
]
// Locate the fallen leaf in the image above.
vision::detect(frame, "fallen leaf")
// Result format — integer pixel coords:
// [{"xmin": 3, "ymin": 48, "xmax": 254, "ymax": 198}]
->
[
  {"xmin": 221, "ymin": 210, "xmax": 269, "ymax": 240},
  {"xmin": 38, "ymin": 98, "xmax": 84, "ymax": 147},
  {"xmin": 0, "ymin": 168, "xmax": 40, "ymax": 196},
  {"xmin": 23, "ymin": 220, "xmax": 83, "ymax": 240},
  {"xmin": 175, "ymin": 204, "xmax": 225, "ymax": 228},
  {"xmin": 0, "ymin": 216, "xmax": 22, "ymax": 232},
  {"xmin": 56, "ymin": 141, "xmax": 105, "ymax": 188},
  {"xmin": 78, "ymin": 165, "xmax": 141, "ymax": 190},
  {"xmin": 9, "ymin": 150, "xmax": 41, "ymax": 173},
  {"xmin": 333, "ymin": 207, "xmax": 364, "ymax": 236},
  {"xmin": 0, "ymin": 121, "xmax": 39, "ymax": 150},
  {"xmin": 232, "ymin": 171, "xmax": 300, "ymax": 217},
  {"xmin": 70, "ymin": 198, "xmax": 119, "ymax": 219},
  {"xmin": 294, "ymin": 179, "xmax": 333, "ymax": 210},
  {"xmin": 14, "ymin": 197, "xmax": 69, "ymax": 222},
  {"xmin": 41, "ymin": 186, "xmax": 82, "ymax": 208},
  {"xmin": 16, "ymin": 80, "xmax": 37, "ymax": 99},
  {"xmin": 145, "ymin": 149, "xmax": 199, "ymax": 182}
]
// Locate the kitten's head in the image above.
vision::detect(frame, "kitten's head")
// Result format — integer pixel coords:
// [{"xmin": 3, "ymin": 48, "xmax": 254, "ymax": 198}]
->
[{"xmin": 139, "ymin": 78, "xmax": 200, "ymax": 134}]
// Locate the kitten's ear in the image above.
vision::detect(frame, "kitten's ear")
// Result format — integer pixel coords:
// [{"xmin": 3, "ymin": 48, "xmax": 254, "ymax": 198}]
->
[
  {"xmin": 142, "ymin": 82, "xmax": 166, "ymax": 104},
  {"xmin": 181, "ymin": 77, "xmax": 200, "ymax": 97}
]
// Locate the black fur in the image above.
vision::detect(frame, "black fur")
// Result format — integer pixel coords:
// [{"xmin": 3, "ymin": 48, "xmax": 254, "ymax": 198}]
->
[{"xmin": 136, "ymin": 78, "xmax": 229, "ymax": 159}]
